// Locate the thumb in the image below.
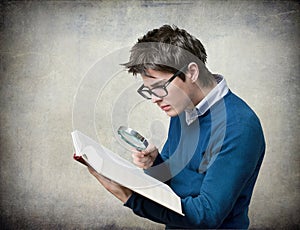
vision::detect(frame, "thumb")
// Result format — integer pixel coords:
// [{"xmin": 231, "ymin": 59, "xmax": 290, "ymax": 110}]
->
[{"xmin": 143, "ymin": 143, "xmax": 157, "ymax": 154}]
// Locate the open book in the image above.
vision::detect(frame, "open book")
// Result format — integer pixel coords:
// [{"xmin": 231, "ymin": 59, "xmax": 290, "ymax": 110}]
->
[{"xmin": 71, "ymin": 130, "xmax": 184, "ymax": 216}]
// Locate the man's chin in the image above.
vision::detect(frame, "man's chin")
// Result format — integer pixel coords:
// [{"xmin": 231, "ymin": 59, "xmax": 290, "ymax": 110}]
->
[{"xmin": 165, "ymin": 108, "xmax": 181, "ymax": 117}]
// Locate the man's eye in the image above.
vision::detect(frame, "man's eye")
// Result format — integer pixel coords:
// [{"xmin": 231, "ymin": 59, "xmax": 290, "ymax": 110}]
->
[
  {"xmin": 152, "ymin": 82, "xmax": 167, "ymax": 88},
  {"xmin": 152, "ymin": 85, "xmax": 164, "ymax": 90}
]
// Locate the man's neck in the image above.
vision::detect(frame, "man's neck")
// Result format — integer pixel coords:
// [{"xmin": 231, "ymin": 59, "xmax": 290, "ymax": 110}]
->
[{"xmin": 191, "ymin": 72, "xmax": 217, "ymax": 107}]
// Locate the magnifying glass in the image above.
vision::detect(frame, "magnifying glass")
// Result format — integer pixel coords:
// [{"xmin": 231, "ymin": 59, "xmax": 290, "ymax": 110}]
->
[{"xmin": 117, "ymin": 126, "xmax": 149, "ymax": 151}]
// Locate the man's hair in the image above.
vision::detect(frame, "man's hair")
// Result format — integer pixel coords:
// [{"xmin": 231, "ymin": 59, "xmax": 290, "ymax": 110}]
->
[{"xmin": 123, "ymin": 25, "xmax": 207, "ymax": 82}]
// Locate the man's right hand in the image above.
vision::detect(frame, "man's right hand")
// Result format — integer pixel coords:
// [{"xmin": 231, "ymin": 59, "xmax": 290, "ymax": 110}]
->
[{"xmin": 131, "ymin": 143, "xmax": 158, "ymax": 169}]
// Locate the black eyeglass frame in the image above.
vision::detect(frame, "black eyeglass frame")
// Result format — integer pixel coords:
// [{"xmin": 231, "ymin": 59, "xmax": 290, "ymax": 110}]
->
[{"xmin": 137, "ymin": 65, "xmax": 188, "ymax": 100}]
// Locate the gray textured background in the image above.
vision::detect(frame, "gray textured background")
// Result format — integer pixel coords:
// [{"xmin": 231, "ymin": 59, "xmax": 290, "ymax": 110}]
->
[{"xmin": 0, "ymin": 1, "xmax": 299, "ymax": 229}]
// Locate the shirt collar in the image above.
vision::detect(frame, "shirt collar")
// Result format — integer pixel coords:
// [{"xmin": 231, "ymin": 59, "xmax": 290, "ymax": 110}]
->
[{"xmin": 185, "ymin": 74, "xmax": 229, "ymax": 125}]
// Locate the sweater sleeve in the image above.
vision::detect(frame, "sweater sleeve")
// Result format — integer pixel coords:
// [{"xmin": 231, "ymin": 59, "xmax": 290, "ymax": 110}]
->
[{"xmin": 125, "ymin": 121, "xmax": 265, "ymax": 228}]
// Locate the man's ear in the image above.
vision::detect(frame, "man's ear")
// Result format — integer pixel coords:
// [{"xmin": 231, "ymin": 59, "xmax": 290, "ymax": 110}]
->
[{"xmin": 187, "ymin": 62, "xmax": 199, "ymax": 83}]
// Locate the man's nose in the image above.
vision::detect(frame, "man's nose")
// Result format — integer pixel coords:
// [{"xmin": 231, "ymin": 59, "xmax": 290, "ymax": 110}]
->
[{"xmin": 151, "ymin": 94, "xmax": 162, "ymax": 103}]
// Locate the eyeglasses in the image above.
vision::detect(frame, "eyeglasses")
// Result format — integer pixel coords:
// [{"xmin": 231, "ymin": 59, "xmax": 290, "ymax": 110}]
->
[{"xmin": 137, "ymin": 65, "xmax": 188, "ymax": 100}]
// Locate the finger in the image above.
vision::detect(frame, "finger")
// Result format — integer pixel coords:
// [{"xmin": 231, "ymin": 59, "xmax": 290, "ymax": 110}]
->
[
  {"xmin": 133, "ymin": 156, "xmax": 153, "ymax": 169},
  {"xmin": 132, "ymin": 157, "xmax": 146, "ymax": 167},
  {"xmin": 142, "ymin": 157, "xmax": 154, "ymax": 167},
  {"xmin": 143, "ymin": 144, "xmax": 157, "ymax": 155},
  {"xmin": 132, "ymin": 152, "xmax": 145, "ymax": 159},
  {"xmin": 132, "ymin": 153, "xmax": 154, "ymax": 164},
  {"xmin": 131, "ymin": 145, "xmax": 156, "ymax": 156},
  {"xmin": 133, "ymin": 158, "xmax": 150, "ymax": 168},
  {"xmin": 131, "ymin": 149, "xmax": 150, "ymax": 158},
  {"xmin": 137, "ymin": 156, "xmax": 151, "ymax": 164},
  {"xmin": 130, "ymin": 147, "xmax": 140, "ymax": 153}
]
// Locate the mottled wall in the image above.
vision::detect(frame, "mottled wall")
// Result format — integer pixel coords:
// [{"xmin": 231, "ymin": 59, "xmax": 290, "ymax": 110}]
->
[{"xmin": 0, "ymin": 1, "xmax": 299, "ymax": 229}]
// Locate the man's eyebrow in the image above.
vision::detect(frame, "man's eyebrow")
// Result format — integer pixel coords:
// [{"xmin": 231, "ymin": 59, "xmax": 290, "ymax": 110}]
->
[
  {"xmin": 143, "ymin": 71, "xmax": 157, "ymax": 78},
  {"xmin": 143, "ymin": 72, "xmax": 166, "ymax": 88}
]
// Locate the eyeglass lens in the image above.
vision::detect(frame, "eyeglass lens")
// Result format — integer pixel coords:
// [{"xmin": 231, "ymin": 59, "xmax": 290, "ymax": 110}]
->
[{"xmin": 140, "ymin": 87, "xmax": 167, "ymax": 99}]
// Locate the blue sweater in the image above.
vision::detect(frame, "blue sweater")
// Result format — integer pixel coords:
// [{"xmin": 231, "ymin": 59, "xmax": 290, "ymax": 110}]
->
[{"xmin": 125, "ymin": 91, "xmax": 265, "ymax": 229}]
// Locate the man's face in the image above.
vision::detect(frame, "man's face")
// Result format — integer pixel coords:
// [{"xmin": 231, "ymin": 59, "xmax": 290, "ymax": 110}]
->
[{"xmin": 141, "ymin": 69, "xmax": 194, "ymax": 117}]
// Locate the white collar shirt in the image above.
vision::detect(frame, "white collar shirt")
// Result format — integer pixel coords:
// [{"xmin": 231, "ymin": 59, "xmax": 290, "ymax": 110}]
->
[{"xmin": 185, "ymin": 74, "xmax": 229, "ymax": 125}]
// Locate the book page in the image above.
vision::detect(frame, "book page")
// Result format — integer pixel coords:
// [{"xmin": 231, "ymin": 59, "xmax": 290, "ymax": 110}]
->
[{"xmin": 71, "ymin": 130, "xmax": 184, "ymax": 216}]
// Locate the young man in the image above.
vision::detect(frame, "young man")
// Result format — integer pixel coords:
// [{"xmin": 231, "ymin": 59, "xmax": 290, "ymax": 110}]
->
[{"xmin": 88, "ymin": 25, "xmax": 265, "ymax": 229}]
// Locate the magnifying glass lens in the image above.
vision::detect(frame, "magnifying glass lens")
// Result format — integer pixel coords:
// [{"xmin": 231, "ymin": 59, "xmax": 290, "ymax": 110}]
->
[{"xmin": 117, "ymin": 126, "xmax": 148, "ymax": 150}]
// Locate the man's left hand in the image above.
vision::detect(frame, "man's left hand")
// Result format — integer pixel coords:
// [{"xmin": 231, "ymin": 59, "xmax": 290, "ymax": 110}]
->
[{"xmin": 88, "ymin": 167, "xmax": 133, "ymax": 203}]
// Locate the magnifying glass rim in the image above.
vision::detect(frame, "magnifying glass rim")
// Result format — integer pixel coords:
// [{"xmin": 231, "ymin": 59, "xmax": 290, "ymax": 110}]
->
[{"xmin": 117, "ymin": 126, "xmax": 148, "ymax": 150}]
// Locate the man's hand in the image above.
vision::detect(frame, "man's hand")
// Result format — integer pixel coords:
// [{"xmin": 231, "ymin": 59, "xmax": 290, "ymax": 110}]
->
[
  {"xmin": 131, "ymin": 143, "xmax": 159, "ymax": 169},
  {"xmin": 87, "ymin": 167, "xmax": 132, "ymax": 203}
]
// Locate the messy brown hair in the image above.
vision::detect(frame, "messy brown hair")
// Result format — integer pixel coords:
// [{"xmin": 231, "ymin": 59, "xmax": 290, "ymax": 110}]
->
[{"xmin": 123, "ymin": 25, "xmax": 208, "ymax": 83}]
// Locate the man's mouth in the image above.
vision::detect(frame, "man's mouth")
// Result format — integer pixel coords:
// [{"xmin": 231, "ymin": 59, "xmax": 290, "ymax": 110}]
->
[{"xmin": 160, "ymin": 105, "xmax": 171, "ymax": 111}]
